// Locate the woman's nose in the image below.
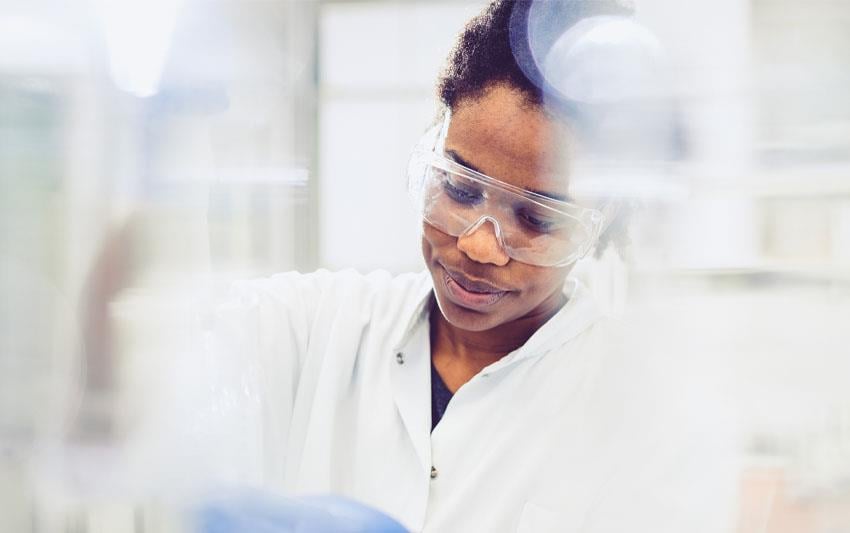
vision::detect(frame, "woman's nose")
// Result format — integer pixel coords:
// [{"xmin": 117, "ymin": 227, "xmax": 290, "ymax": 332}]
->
[{"xmin": 456, "ymin": 218, "xmax": 510, "ymax": 266}]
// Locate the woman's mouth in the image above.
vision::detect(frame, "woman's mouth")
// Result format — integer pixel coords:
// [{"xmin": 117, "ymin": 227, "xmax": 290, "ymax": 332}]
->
[{"xmin": 442, "ymin": 267, "xmax": 509, "ymax": 310}]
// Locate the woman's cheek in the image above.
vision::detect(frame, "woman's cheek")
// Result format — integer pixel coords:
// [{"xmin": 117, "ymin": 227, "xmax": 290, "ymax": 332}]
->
[{"xmin": 421, "ymin": 224, "xmax": 453, "ymax": 258}]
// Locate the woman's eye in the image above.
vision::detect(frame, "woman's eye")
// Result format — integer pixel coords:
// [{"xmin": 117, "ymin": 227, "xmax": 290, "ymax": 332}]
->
[
  {"xmin": 516, "ymin": 209, "xmax": 560, "ymax": 233},
  {"xmin": 443, "ymin": 178, "xmax": 484, "ymax": 205}
]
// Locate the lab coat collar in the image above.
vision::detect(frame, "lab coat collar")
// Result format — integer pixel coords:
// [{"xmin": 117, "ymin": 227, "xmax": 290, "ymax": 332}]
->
[
  {"xmin": 390, "ymin": 273, "xmax": 435, "ymax": 354},
  {"xmin": 481, "ymin": 278, "xmax": 602, "ymax": 374}
]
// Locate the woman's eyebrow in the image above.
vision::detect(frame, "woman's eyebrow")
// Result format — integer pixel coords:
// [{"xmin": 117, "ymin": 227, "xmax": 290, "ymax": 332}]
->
[
  {"xmin": 445, "ymin": 149, "xmax": 574, "ymax": 203},
  {"xmin": 445, "ymin": 149, "xmax": 482, "ymax": 174}
]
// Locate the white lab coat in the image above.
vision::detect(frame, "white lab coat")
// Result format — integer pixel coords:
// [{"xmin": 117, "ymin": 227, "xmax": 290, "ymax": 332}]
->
[{"xmin": 202, "ymin": 269, "xmax": 738, "ymax": 533}]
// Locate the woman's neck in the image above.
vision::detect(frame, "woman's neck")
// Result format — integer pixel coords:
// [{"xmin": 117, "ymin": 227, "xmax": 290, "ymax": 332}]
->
[{"xmin": 429, "ymin": 290, "xmax": 568, "ymax": 375}]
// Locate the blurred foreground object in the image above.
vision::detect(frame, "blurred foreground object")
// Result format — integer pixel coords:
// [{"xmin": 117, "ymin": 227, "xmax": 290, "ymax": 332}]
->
[{"xmin": 197, "ymin": 493, "xmax": 408, "ymax": 533}]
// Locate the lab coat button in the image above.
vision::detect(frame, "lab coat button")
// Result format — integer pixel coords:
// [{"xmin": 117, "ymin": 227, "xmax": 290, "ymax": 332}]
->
[
  {"xmin": 396, "ymin": 352, "xmax": 404, "ymax": 365},
  {"xmin": 430, "ymin": 466, "xmax": 438, "ymax": 479}
]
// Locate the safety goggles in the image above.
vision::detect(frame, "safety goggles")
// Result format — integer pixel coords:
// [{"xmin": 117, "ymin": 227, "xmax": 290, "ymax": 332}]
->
[{"xmin": 408, "ymin": 149, "xmax": 607, "ymax": 267}]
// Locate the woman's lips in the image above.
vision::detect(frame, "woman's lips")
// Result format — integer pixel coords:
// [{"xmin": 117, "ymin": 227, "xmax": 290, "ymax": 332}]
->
[{"xmin": 442, "ymin": 267, "xmax": 509, "ymax": 309}]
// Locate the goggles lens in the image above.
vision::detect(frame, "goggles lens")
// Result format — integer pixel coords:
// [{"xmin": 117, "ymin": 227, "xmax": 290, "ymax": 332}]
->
[{"xmin": 409, "ymin": 150, "xmax": 605, "ymax": 267}]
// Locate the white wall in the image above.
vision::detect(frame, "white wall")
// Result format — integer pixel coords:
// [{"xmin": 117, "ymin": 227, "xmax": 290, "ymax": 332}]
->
[{"xmin": 318, "ymin": 2, "xmax": 485, "ymax": 273}]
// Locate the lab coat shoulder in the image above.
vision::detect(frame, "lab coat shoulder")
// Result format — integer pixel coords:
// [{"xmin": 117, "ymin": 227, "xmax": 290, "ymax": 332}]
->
[
  {"xmin": 295, "ymin": 268, "xmax": 431, "ymax": 349},
  {"xmin": 213, "ymin": 268, "xmax": 430, "ymax": 369}
]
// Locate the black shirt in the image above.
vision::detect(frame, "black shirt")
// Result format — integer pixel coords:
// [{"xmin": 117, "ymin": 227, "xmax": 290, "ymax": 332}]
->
[{"xmin": 430, "ymin": 358, "xmax": 454, "ymax": 431}]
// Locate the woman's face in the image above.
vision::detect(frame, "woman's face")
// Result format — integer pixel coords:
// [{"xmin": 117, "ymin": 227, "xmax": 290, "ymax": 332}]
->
[{"xmin": 421, "ymin": 84, "xmax": 577, "ymax": 332}]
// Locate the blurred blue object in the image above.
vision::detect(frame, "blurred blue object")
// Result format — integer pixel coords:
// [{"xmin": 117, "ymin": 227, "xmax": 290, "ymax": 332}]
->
[{"xmin": 197, "ymin": 493, "xmax": 408, "ymax": 533}]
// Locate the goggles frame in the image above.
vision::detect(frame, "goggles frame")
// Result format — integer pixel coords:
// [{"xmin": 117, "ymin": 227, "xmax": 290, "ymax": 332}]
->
[
  {"xmin": 409, "ymin": 148, "xmax": 609, "ymax": 267},
  {"xmin": 407, "ymin": 111, "xmax": 616, "ymax": 267}
]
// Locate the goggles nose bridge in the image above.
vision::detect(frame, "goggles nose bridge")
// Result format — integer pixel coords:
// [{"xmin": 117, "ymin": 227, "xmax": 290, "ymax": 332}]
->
[{"xmin": 460, "ymin": 215, "xmax": 506, "ymax": 246}]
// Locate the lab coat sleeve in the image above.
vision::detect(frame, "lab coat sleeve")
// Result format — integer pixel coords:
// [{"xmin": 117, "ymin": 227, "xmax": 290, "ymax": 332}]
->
[{"xmin": 202, "ymin": 269, "xmax": 340, "ymax": 487}]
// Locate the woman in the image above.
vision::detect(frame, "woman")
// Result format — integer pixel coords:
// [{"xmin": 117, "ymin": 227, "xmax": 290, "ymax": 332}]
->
[{"xmin": 200, "ymin": 1, "xmax": 735, "ymax": 531}]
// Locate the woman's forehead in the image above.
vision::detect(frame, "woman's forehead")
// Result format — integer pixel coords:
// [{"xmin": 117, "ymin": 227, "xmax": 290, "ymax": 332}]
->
[{"xmin": 445, "ymin": 87, "xmax": 575, "ymax": 195}]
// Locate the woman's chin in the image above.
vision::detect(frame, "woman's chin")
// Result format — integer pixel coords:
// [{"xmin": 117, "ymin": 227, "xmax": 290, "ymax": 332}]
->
[{"xmin": 432, "ymin": 289, "xmax": 506, "ymax": 332}]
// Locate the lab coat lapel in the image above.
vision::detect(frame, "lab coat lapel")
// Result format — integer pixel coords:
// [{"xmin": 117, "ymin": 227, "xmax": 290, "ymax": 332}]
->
[
  {"xmin": 390, "ymin": 317, "xmax": 432, "ymax": 476},
  {"xmin": 506, "ymin": 279, "xmax": 602, "ymax": 365}
]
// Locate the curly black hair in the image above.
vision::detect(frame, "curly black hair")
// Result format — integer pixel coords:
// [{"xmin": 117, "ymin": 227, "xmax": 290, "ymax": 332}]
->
[
  {"xmin": 437, "ymin": 0, "xmax": 639, "ymax": 258},
  {"xmin": 438, "ymin": 0, "xmax": 636, "ymax": 110}
]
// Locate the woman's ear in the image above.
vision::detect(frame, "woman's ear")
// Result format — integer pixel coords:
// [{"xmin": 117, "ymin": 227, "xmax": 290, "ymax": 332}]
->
[{"xmin": 593, "ymin": 199, "xmax": 634, "ymax": 260}]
